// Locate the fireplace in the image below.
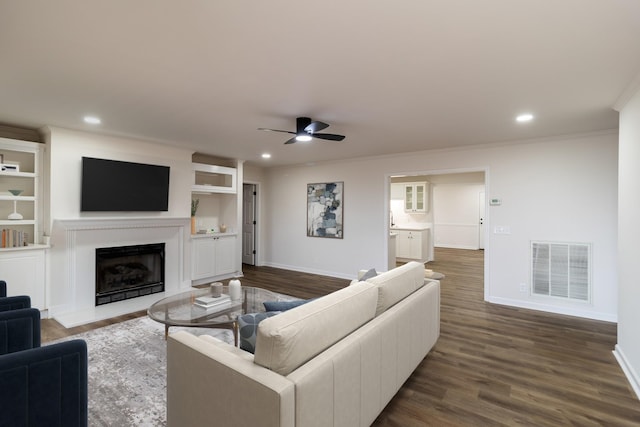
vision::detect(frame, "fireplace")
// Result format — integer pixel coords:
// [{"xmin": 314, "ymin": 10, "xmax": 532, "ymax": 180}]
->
[{"xmin": 95, "ymin": 243, "xmax": 165, "ymax": 306}]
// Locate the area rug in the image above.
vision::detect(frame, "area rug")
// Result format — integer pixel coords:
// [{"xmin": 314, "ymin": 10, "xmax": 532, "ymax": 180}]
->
[{"xmin": 50, "ymin": 316, "xmax": 233, "ymax": 426}]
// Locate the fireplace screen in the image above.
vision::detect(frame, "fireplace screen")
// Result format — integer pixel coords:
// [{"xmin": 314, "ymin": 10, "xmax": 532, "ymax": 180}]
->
[{"xmin": 95, "ymin": 243, "xmax": 165, "ymax": 306}]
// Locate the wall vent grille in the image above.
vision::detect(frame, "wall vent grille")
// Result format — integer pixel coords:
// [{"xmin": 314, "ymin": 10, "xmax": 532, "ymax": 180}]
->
[{"xmin": 531, "ymin": 241, "xmax": 591, "ymax": 302}]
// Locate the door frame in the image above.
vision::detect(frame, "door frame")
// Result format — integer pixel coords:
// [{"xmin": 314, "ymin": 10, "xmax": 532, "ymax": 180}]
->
[
  {"xmin": 386, "ymin": 166, "xmax": 490, "ymax": 301},
  {"xmin": 242, "ymin": 181, "xmax": 261, "ymax": 266}
]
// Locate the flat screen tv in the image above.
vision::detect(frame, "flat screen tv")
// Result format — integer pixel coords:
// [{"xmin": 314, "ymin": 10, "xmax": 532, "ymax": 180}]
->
[{"xmin": 81, "ymin": 157, "xmax": 170, "ymax": 212}]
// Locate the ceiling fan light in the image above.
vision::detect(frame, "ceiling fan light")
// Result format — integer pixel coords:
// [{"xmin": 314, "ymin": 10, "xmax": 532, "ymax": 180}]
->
[{"xmin": 295, "ymin": 135, "xmax": 312, "ymax": 142}]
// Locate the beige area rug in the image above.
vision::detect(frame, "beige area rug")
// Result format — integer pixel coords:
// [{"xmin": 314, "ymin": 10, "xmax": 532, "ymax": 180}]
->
[{"xmin": 50, "ymin": 316, "xmax": 233, "ymax": 426}]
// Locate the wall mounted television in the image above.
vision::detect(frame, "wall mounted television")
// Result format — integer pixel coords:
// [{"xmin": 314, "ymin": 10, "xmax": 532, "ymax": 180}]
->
[{"xmin": 81, "ymin": 157, "xmax": 170, "ymax": 212}]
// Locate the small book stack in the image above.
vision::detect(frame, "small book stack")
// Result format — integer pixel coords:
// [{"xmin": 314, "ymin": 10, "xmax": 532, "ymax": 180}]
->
[{"xmin": 193, "ymin": 294, "xmax": 231, "ymax": 310}]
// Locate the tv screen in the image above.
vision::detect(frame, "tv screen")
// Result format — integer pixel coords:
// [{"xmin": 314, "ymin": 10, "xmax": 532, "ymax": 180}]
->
[{"xmin": 81, "ymin": 157, "xmax": 170, "ymax": 212}]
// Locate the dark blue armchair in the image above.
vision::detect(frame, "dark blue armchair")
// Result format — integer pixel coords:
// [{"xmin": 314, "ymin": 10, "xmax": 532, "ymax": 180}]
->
[
  {"xmin": 0, "ymin": 280, "xmax": 32, "ymax": 312},
  {"xmin": 0, "ymin": 308, "xmax": 88, "ymax": 427}
]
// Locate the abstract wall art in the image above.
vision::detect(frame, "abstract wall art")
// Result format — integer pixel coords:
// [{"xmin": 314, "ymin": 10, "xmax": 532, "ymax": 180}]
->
[{"xmin": 307, "ymin": 182, "xmax": 343, "ymax": 238}]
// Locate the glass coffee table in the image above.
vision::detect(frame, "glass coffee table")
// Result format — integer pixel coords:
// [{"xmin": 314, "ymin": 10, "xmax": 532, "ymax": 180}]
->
[{"xmin": 147, "ymin": 285, "xmax": 298, "ymax": 346}]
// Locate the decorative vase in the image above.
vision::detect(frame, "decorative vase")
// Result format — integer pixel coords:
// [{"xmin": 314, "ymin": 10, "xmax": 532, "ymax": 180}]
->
[
  {"xmin": 191, "ymin": 216, "xmax": 196, "ymax": 235},
  {"xmin": 229, "ymin": 278, "xmax": 242, "ymax": 300}
]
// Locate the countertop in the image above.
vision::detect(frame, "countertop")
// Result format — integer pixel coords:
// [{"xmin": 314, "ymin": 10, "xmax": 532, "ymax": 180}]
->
[{"xmin": 390, "ymin": 224, "xmax": 432, "ymax": 231}]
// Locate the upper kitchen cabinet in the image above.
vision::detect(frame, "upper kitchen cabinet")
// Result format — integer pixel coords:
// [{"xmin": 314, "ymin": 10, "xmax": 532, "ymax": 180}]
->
[
  {"xmin": 192, "ymin": 162, "xmax": 236, "ymax": 194},
  {"xmin": 403, "ymin": 182, "xmax": 429, "ymax": 213}
]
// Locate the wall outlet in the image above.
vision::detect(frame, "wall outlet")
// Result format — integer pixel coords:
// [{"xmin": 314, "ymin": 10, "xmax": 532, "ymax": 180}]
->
[
  {"xmin": 519, "ymin": 283, "xmax": 527, "ymax": 293},
  {"xmin": 494, "ymin": 226, "xmax": 511, "ymax": 234}
]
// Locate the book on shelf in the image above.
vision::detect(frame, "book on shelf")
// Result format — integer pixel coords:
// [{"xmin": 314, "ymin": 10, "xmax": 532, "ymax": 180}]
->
[{"xmin": 1, "ymin": 229, "xmax": 28, "ymax": 248}]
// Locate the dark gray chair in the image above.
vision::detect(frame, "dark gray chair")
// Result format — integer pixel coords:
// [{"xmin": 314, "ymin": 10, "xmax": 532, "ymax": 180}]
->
[
  {"xmin": 0, "ymin": 280, "xmax": 32, "ymax": 312},
  {"xmin": 0, "ymin": 307, "xmax": 88, "ymax": 427}
]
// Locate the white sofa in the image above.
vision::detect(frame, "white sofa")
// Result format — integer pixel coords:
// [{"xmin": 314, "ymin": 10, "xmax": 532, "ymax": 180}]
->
[{"xmin": 167, "ymin": 261, "xmax": 440, "ymax": 427}]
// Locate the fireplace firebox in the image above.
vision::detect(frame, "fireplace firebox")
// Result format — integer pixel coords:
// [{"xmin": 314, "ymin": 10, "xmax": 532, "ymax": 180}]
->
[{"xmin": 95, "ymin": 243, "xmax": 165, "ymax": 306}]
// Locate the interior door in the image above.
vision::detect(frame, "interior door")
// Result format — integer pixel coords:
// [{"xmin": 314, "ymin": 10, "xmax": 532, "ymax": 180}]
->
[
  {"xmin": 479, "ymin": 191, "xmax": 485, "ymax": 250},
  {"xmin": 242, "ymin": 184, "xmax": 256, "ymax": 265}
]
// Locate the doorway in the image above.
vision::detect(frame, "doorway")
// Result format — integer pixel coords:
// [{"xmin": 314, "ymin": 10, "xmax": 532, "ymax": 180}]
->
[
  {"xmin": 387, "ymin": 168, "xmax": 488, "ymax": 292},
  {"xmin": 242, "ymin": 183, "xmax": 257, "ymax": 265}
]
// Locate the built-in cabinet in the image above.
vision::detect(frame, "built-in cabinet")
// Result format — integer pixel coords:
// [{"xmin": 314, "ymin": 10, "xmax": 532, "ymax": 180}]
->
[
  {"xmin": 190, "ymin": 162, "xmax": 238, "ymax": 283},
  {"xmin": 192, "ymin": 162, "xmax": 236, "ymax": 194},
  {"xmin": 403, "ymin": 182, "xmax": 428, "ymax": 213},
  {"xmin": 0, "ymin": 138, "xmax": 43, "ymax": 246},
  {"xmin": 0, "ymin": 137, "xmax": 47, "ymax": 309},
  {"xmin": 391, "ymin": 181, "xmax": 429, "ymax": 213},
  {"xmin": 395, "ymin": 228, "xmax": 431, "ymax": 263},
  {"xmin": 191, "ymin": 234, "xmax": 237, "ymax": 280}
]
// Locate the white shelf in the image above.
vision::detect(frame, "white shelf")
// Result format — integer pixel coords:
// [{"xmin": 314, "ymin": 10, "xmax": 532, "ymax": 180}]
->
[
  {"xmin": 0, "ymin": 243, "xmax": 49, "ymax": 252},
  {"xmin": 0, "ymin": 219, "xmax": 36, "ymax": 226},
  {"xmin": 0, "ymin": 195, "xmax": 35, "ymax": 201},
  {"xmin": 0, "ymin": 171, "xmax": 36, "ymax": 178}
]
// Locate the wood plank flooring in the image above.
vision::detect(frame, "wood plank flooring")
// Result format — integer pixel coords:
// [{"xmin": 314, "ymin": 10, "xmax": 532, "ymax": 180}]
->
[{"xmin": 41, "ymin": 248, "xmax": 640, "ymax": 426}]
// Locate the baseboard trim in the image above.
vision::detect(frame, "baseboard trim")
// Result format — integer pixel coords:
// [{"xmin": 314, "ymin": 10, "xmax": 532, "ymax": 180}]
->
[
  {"xmin": 486, "ymin": 296, "xmax": 617, "ymax": 322},
  {"xmin": 613, "ymin": 345, "xmax": 640, "ymax": 400},
  {"xmin": 262, "ymin": 262, "xmax": 353, "ymax": 280}
]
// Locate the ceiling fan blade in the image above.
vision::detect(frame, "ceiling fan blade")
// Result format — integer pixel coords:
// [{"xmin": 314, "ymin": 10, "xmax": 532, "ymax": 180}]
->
[
  {"xmin": 305, "ymin": 121, "xmax": 329, "ymax": 134},
  {"xmin": 312, "ymin": 133, "xmax": 345, "ymax": 141},
  {"xmin": 257, "ymin": 128, "xmax": 296, "ymax": 135},
  {"xmin": 284, "ymin": 136, "xmax": 298, "ymax": 144}
]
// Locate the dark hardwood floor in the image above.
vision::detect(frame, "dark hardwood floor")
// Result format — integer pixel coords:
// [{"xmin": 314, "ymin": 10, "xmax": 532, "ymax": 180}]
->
[{"xmin": 41, "ymin": 248, "xmax": 640, "ymax": 426}]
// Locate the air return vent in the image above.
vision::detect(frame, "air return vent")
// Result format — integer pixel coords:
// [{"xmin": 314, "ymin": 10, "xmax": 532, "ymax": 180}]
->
[{"xmin": 531, "ymin": 241, "xmax": 590, "ymax": 302}]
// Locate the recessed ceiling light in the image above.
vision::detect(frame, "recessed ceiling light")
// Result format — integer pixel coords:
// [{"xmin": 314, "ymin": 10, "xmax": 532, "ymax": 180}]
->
[
  {"xmin": 295, "ymin": 135, "xmax": 312, "ymax": 142},
  {"xmin": 261, "ymin": 153, "xmax": 271, "ymax": 159},
  {"xmin": 516, "ymin": 113, "xmax": 534, "ymax": 123},
  {"xmin": 84, "ymin": 116, "xmax": 101, "ymax": 125}
]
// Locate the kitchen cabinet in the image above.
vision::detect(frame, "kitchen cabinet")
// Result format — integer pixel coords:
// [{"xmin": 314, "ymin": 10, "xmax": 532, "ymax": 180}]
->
[
  {"xmin": 403, "ymin": 182, "xmax": 428, "ymax": 213},
  {"xmin": 395, "ymin": 229, "xmax": 430, "ymax": 263},
  {"xmin": 191, "ymin": 234, "xmax": 237, "ymax": 281}
]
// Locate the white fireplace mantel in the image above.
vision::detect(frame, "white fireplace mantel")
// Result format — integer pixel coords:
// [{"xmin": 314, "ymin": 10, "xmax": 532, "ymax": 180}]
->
[
  {"xmin": 54, "ymin": 217, "xmax": 190, "ymax": 231},
  {"xmin": 49, "ymin": 217, "xmax": 192, "ymax": 327}
]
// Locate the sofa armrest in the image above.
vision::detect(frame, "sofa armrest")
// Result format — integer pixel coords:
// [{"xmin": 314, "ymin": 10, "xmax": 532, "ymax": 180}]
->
[
  {"xmin": 0, "ymin": 339, "xmax": 88, "ymax": 427},
  {"xmin": 167, "ymin": 330, "xmax": 295, "ymax": 427},
  {"xmin": 0, "ymin": 280, "xmax": 6, "ymax": 297},
  {"xmin": 0, "ymin": 308, "xmax": 41, "ymax": 355}
]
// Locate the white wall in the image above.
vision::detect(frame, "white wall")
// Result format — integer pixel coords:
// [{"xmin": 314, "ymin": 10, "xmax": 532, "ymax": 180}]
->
[
  {"xmin": 264, "ymin": 132, "xmax": 618, "ymax": 321},
  {"xmin": 43, "ymin": 126, "xmax": 193, "ymax": 230},
  {"xmin": 615, "ymin": 87, "xmax": 640, "ymax": 398}
]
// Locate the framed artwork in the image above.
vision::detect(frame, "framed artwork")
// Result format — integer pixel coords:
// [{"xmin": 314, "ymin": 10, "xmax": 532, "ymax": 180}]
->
[{"xmin": 307, "ymin": 182, "xmax": 343, "ymax": 238}]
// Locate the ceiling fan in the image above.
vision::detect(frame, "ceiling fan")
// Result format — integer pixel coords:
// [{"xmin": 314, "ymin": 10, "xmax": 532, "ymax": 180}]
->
[{"xmin": 258, "ymin": 117, "xmax": 345, "ymax": 145}]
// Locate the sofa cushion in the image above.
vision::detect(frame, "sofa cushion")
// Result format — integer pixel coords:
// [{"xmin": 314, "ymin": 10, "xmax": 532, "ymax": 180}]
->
[
  {"xmin": 237, "ymin": 311, "xmax": 281, "ymax": 353},
  {"xmin": 254, "ymin": 282, "xmax": 378, "ymax": 376},
  {"xmin": 359, "ymin": 268, "xmax": 378, "ymax": 281},
  {"xmin": 365, "ymin": 261, "xmax": 425, "ymax": 316},
  {"xmin": 263, "ymin": 299, "xmax": 312, "ymax": 312}
]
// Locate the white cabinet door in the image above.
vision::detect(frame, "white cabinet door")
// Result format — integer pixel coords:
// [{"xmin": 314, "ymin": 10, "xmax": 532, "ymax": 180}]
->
[
  {"xmin": 403, "ymin": 182, "xmax": 428, "ymax": 213},
  {"xmin": 0, "ymin": 248, "xmax": 46, "ymax": 309},
  {"xmin": 395, "ymin": 229, "xmax": 428, "ymax": 262},
  {"xmin": 191, "ymin": 238, "xmax": 216, "ymax": 280},
  {"xmin": 191, "ymin": 235, "xmax": 237, "ymax": 281},
  {"xmin": 214, "ymin": 236, "xmax": 236, "ymax": 275},
  {"xmin": 396, "ymin": 230, "xmax": 413, "ymax": 258}
]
